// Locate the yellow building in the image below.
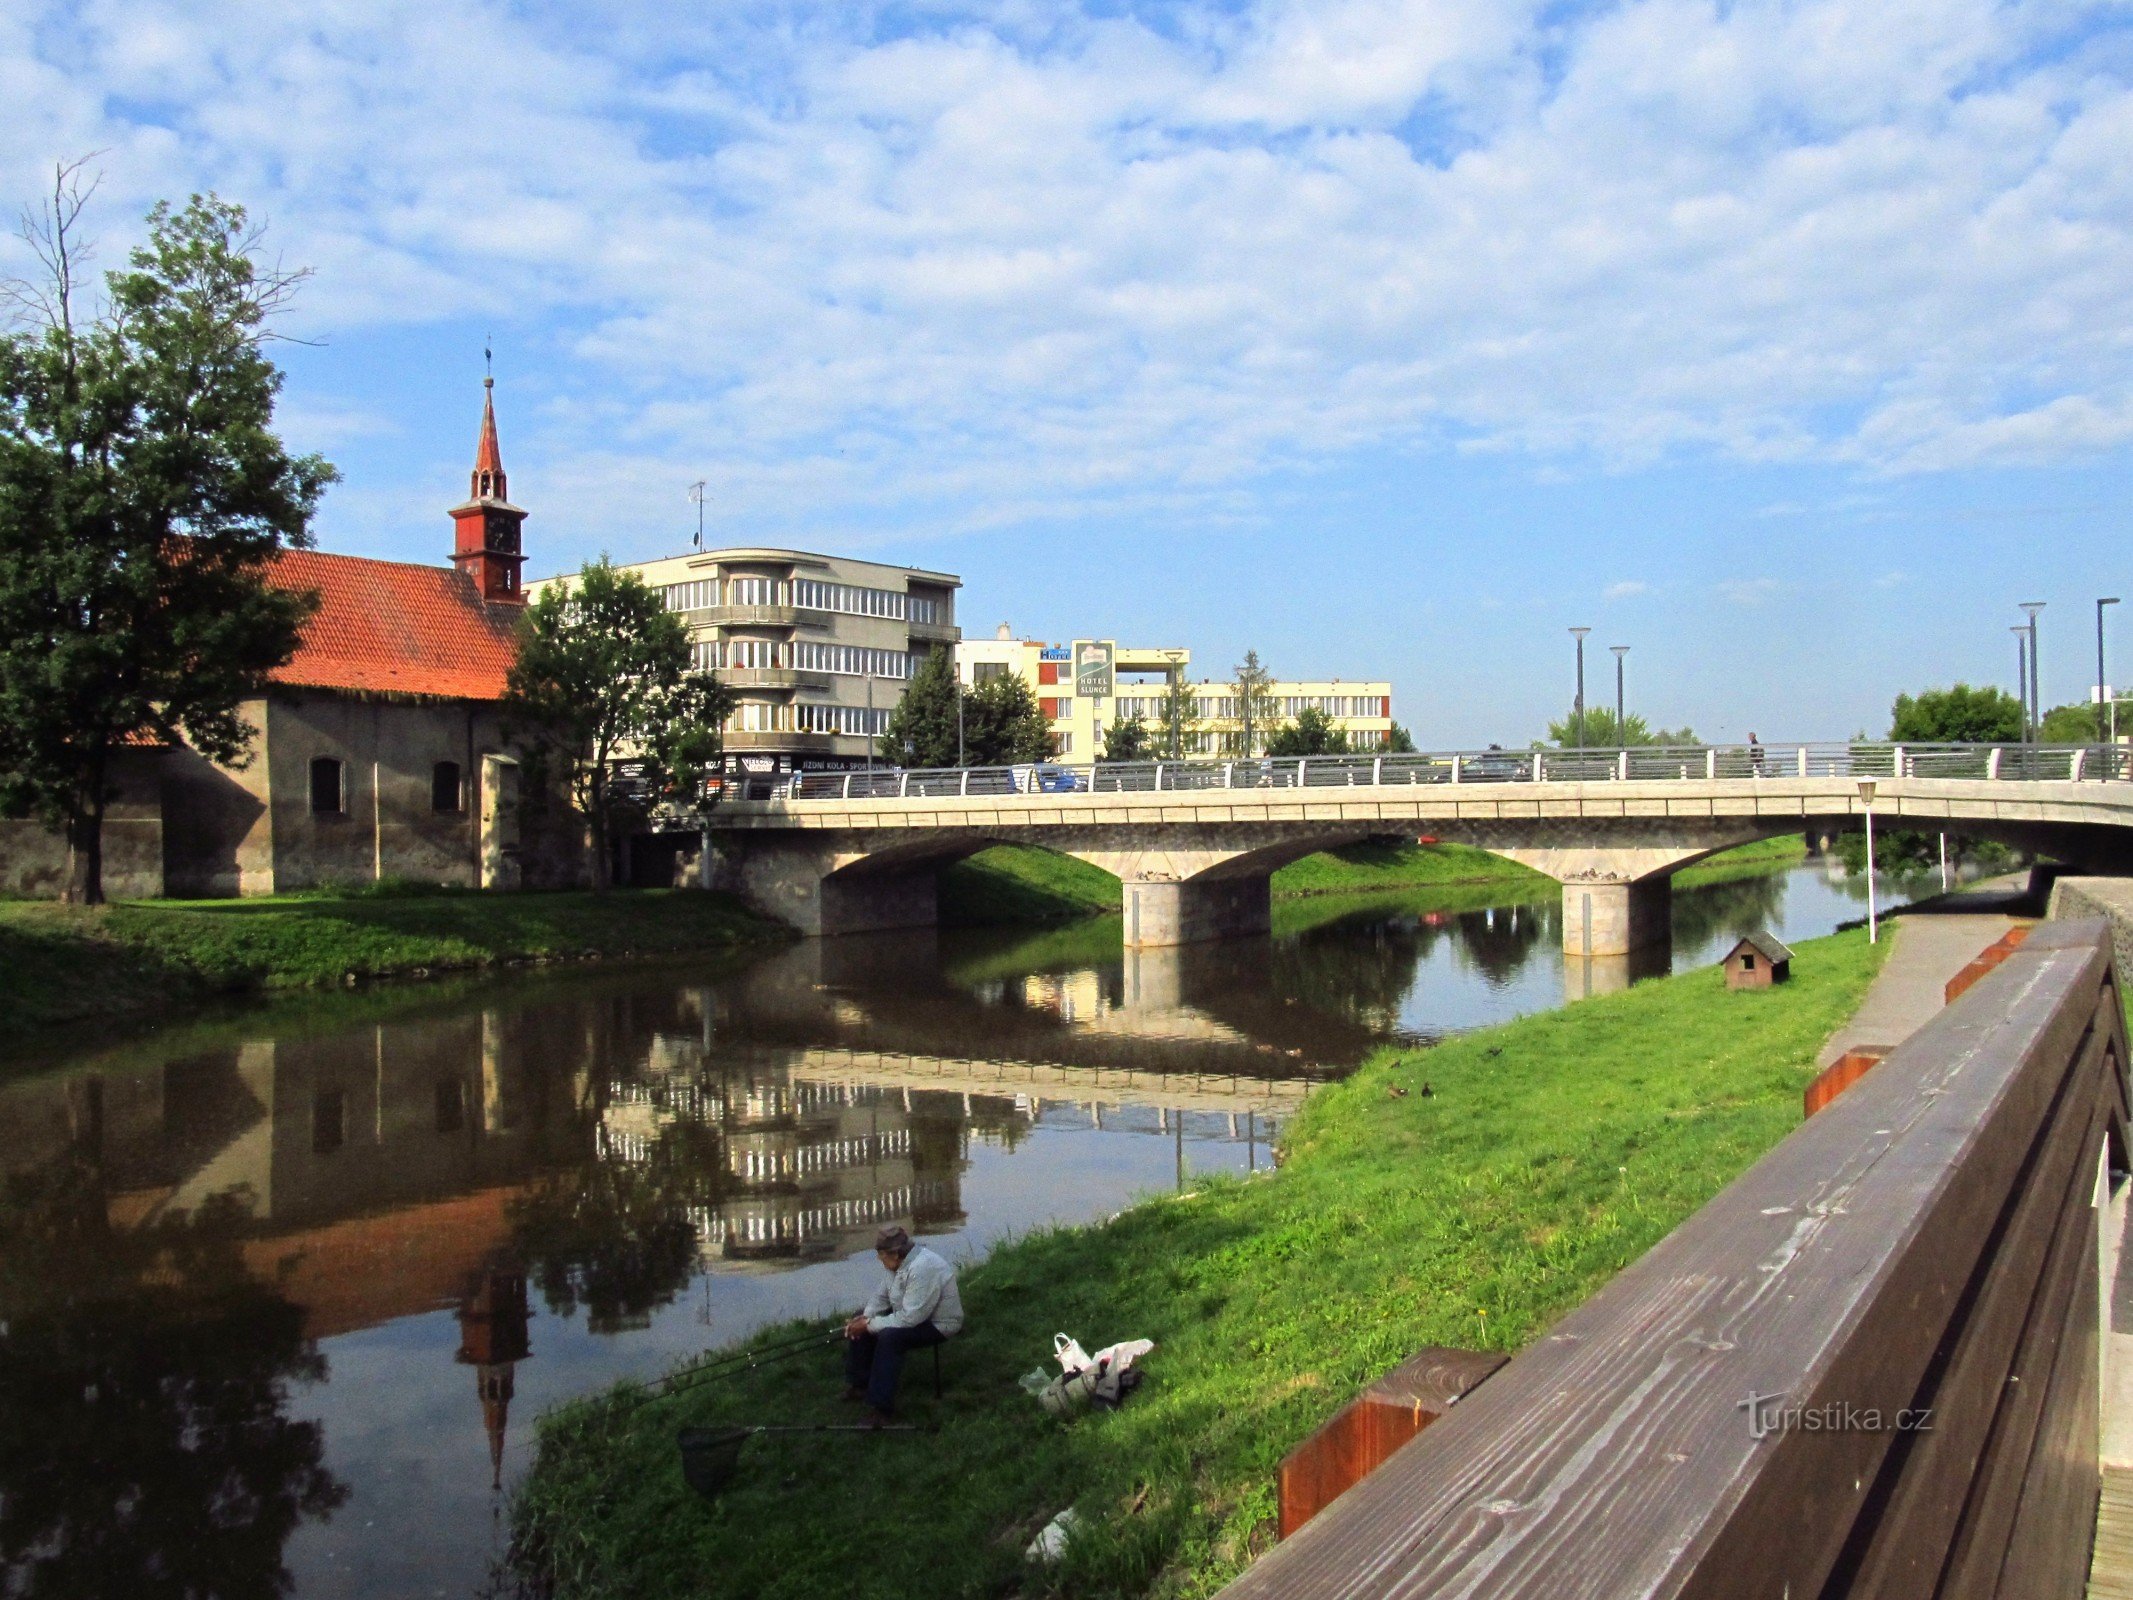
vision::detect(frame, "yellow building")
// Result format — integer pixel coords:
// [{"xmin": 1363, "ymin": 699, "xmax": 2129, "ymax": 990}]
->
[{"xmin": 956, "ymin": 628, "xmax": 1394, "ymax": 759}]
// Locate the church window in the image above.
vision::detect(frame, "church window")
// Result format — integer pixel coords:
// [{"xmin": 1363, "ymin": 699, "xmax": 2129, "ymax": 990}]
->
[
  {"xmin": 310, "ymin": 757, "xmax": 345, "ymax": 816},
  {"xmin": 432, "ymin": 761, "xmax": 464, "ymax": 813}
]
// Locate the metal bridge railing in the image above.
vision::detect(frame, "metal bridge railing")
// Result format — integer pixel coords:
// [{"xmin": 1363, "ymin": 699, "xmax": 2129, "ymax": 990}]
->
[{"xmin": 771, "ymin": 741, "xmax": 2133, "ymax": 801}]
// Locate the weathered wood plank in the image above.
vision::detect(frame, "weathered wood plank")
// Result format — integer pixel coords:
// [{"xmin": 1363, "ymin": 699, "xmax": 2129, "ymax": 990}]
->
[{"xmin": 1215, "ymin": 920, "xmax": 2124, "ymax": 1600}]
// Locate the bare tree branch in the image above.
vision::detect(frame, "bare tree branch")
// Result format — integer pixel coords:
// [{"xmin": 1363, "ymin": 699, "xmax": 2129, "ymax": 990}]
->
[{"xmin": 1, "ymin": 155, "xmax": 105, "ymax": 336}]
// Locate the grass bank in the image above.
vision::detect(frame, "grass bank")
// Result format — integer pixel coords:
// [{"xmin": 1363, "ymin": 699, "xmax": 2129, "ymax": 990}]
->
[
  {"xmin": 0, "ymin": 888, "xmax": 785, "ymax": 1043},
  {"xmin": 940, "ymin": 835, "xmax": 1808, "ymax": 925},
  {"xmin": 512, "ymin": 926, "xmax": 1885, "ymax": 1600}
]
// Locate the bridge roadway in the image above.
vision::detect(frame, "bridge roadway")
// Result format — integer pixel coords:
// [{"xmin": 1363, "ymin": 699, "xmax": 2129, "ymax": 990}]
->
[{"xmin": 708, "ymin": 742, "xmax": 2133, "ymax": 953}]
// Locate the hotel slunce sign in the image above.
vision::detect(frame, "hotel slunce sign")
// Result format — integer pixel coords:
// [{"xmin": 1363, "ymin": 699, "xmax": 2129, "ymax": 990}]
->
[{"xmin": 1073, "ymin": 640, "xmax": 1116, "ymax": 700}]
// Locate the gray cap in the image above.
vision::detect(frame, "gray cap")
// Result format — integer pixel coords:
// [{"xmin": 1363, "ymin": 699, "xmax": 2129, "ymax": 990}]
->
[{"xmin": 873, "ymin": 1224, "xmax": 912, "ymax": 1256}]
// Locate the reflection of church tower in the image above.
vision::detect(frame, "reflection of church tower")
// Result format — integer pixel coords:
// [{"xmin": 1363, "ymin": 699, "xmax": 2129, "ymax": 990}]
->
[{"xmin": 455, "ymin": 1267, "xmax": 532, "ymax": 1491}]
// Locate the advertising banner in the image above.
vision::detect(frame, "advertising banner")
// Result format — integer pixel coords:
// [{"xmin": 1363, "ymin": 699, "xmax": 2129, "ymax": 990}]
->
[{"xmin": 1073, "ymin": 639, "xmax": 1117, "ymax": 701}]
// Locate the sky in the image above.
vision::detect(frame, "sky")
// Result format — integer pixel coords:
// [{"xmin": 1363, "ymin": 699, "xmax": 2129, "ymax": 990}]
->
[{"xmin": 4, "ymin": 0, "xmax": 2130, "ymax": 745}]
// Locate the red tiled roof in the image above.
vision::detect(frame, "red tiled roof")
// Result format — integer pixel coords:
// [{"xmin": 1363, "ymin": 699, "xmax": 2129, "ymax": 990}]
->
[{"xmin": 266, "ymin": 548, "xmax": 521, "ymax": 701}]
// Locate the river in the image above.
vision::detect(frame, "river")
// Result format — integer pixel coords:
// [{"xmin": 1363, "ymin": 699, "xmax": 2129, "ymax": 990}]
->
[{"xmin": 0, "ymin": 859, "xmax": 1920, "ymax": 1598}]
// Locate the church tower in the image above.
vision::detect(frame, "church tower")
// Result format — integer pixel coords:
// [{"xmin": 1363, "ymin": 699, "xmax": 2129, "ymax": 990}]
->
[{"xmin": 450, "ymin": 376, "xmax": 528, "ymax": 604}]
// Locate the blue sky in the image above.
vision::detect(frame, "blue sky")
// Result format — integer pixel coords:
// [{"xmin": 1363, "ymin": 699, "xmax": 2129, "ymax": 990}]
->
[{"xmin": 6, "ymin": 0, "xmax": 2131, "ymax": 744}]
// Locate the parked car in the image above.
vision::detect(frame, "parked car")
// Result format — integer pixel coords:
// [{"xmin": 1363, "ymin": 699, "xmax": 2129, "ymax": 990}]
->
[
  {"xmin": 1010, "ymin": 763, "xmax": 1083, "ymax": 794},
  {"xmin": 1462, "ymin": 745, "xmax": 1533, "ymax": 782}
]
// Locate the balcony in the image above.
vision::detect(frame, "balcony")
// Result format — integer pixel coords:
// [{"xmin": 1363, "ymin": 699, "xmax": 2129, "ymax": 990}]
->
[
  {"xmin": 721, "ymin": 668, "xmax": 832, "ymax": 692},
  {"xmin": 906, "ymin": 618, "xmax": 961, "ymax": 644},
  {"xmin": 724, "ymin": 731, "xmax": 838, "ymax": 753},
  {"xmin": 694, "ymin": 603, "xmax": 829, "ymax": 628}
]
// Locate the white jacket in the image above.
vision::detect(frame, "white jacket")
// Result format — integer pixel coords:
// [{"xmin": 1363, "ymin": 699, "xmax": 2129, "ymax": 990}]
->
[{"xmin": 863, "ymin": 1243, "xmax": 964, "ymax": 1336}]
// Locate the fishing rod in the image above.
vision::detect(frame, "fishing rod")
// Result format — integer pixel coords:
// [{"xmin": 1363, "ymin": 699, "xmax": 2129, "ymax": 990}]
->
[{"xmin": 588, "ymin": 1327, "xmax": 845, "ymax": 1425}]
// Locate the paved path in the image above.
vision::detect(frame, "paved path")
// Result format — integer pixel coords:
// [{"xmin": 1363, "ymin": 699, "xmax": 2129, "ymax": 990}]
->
[{"xmin": 1813, "ymin": 881, "xmax": 2026, "ymax": 1068}]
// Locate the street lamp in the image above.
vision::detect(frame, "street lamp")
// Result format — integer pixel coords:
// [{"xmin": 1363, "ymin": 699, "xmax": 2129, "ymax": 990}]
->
[
  {"xmin": 1570, "ymin": 628, "xmax": 1591, "ymax": 750},
  {"xmin": 2099, "ymin": 598, "xmax": 2120, "ymax": 749},
  {"xmin": 1857, "ymin": 778, "xmax": 1879, "ymax": 944},
  {"xmin": 955, "ymin": 656, "xmax": 965, "ymax": 768},
  {"xmin": 1610, "ymin": 646, "xmax": 1630, "ymax": 742},
  {"xmin": 2012, "ymin": 626, "xmax": 2029, "ymax": 743},
  {"xmin": 2021, "ymin": 601, "xmax": 2046, "ymax": 739}
]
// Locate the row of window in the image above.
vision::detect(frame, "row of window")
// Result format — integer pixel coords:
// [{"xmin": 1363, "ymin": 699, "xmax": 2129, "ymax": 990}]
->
[
  {"xmin": 728, "ymin": 701, "xmax": 893, "ymax": 736},
  {"xmin": 309, "ymin": 757, "xmax": 463, "ymax": 817},
  {"xmin": 692, "ymin": 639, "xmax": 913, "ymax": 679},
  {"xmin": 657, "ymin": 576, "xmax": 945, "ymax": 626}
]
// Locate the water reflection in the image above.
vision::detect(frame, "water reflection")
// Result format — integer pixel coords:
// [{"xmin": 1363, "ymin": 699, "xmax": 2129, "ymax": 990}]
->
[{"xmin": 0, "ymin": 858, "xmax": 1912, "ymax": 1598}]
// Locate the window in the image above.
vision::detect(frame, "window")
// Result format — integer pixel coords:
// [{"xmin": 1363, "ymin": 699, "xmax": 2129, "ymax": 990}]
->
[
  {"xmin": 431, "ymin": 761, "xmax": 463, "ymax": 813},
  {"xmin": 312, "ymin": 1090, "xmax": 345, "ymax": 1155},
  {"xmin": 436, "ymin": 1078, "xmax": 465, "ymax": 1134},
  {"xmin": 972, "ymin": 661, "xmax": 1008, "ymax": 683},
  {"xmin": 1741, "ymin": 953, "xmax": 1758, "ymax": 972},
  {"xmin": 309, "ymin": 757, "xmax": 344, "ymax": 816}
]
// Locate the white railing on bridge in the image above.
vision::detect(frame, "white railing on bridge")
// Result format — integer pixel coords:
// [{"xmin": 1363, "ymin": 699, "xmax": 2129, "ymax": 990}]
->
[{"xmin": 761, "ymin": 742, "xmax": 2133, "ymax": 802}]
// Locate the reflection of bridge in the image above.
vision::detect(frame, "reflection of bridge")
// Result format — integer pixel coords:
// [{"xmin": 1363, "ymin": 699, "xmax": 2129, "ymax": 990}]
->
[
  {"xmin": 713, "ymin": 744, "xmax": 2133, "ymax": 954},
  {"xmin": 729, "ymin": 1043, "xmax": 1322, "ymax": 1114}
]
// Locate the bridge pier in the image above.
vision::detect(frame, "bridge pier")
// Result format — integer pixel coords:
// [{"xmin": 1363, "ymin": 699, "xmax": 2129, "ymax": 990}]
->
[
  {"xmin": 1123, "ymin": 876, "xmax": 1271, "ymax": 948},
  {"xmin": 1560, "ymin": 877, "xmax": 1671, "ymax": 958}
]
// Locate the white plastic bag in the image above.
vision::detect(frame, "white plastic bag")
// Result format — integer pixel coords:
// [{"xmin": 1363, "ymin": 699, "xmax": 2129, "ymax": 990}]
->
[{"xmin": 1053, "ymin": 1332, "xmax": 1092, "ymax": 1374}]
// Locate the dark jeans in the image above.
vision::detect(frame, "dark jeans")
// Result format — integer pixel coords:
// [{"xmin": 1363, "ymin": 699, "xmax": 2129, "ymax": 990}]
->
[{"xmin": 844, "ymin": 1321, "xmax": 945, "ymax": 1412}]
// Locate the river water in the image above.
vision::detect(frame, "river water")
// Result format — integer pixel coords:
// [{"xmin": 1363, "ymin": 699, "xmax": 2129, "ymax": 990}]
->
[{"xmin": 0, "ymin": 860, "xmax": 1913, "ymax": 1598}]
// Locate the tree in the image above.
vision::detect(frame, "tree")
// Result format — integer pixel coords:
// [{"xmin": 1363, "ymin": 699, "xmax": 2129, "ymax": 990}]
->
[
  {"xmin": 1543, "ymin": 707, "xmax": 1696, "ymax": 748},
  {"xmin": 1265, "ymin": 706, "xmax": 1350, "ymax": 757},
  {"xmin": 1229, "ymin": 650, "xmax": 1278, "ymax": 757},
  {"xmin": 878, "ymin": 647, "xmax": 960, "ymax": 767},
  {"xmin": 1101, "ymin": 715, "xmax": 1154, "ymax": 762},
  {"xmin": 1888, "ymin": 683, "xmax": 2022, "ymax": 745},
  {"xmin": 963, "ymin": 670, "xmax": 1053, "ymax": 764},
  {"xmin": 1385, "ymin": 723, "xmax": 1416, "ymax": 753},
  {"xmin": 503, "ymin": 557, "xmax": 734, "ymax": 888},
  {"xmin": 1159, "ymin": 672, "xmax": 1201, "ymax": 758},
  {"xmin": 0, "ymin": 167, "xmax": 334, "ymax": 903},
  {"xmin": 2040, "ymin": 701, "xmax": 2105, "ymax": 743}
]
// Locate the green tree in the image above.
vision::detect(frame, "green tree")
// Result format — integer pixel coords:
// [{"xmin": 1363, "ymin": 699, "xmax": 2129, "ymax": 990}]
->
[
  {"xmin": 1543, "ymin": 707, "xmax": 1696, "ymax": 748},
  {"xmin": 1229, "ymin": 650, "xmax": 1278, "ymax": 757},
  {"xmin": 1887, "ymin": 683, "xmax": 2023, "ymax": 744},
  {"xmin": 1159, "ymin": 672, "xmax": 1201, "ymax": 758},
  {"xmin": 878, "ymin": 647, "xmax": 960, "ymax": 767},
  {"xmin": 504, "ymin": 556, "xmax": 734, "ymax": 888},
  {"xmin": 964, "ymin": 670, "xmax": 1053, "ymax": 764},
  {"xmin": 1100, "ymin": 715, "xmax": 1154, "ymax": 762},
  {"xmin": 1265, "ymin": 706, "xmax": 1350, "ymax": 757},
  {"xmin": 2040, "ymin": 700, "xmax": 2105, "ymax": 743},
  {"xmin": 0, "ymin": 168, "xmax": 334, "ymax": 903},
  {"xmin": 1384, "ymin": 723, "xmax": 1416, "ymax": 753}
]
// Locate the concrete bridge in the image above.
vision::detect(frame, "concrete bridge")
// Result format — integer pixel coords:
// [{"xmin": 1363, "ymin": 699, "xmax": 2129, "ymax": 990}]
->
[{"xmin": 707, "ymin": 742, "xmax": 2133, "ymax": 953}]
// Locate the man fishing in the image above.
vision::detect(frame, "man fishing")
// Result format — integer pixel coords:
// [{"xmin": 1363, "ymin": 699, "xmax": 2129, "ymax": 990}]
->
[{"xmin": 842, "ymin": 1224, "xmax": 963, "ymax": 1422}]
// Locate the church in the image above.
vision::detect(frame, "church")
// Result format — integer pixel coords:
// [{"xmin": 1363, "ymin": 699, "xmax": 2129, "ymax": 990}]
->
[{"xmin": 0, "ymin": 379, "xmax": 582, "ymax": 897}]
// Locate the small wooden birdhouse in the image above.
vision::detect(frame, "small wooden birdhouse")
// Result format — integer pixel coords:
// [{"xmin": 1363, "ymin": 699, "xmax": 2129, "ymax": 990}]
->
[{"xmin": 1724, "ymin": 931, "xmax": 1793, "ymax": 989}]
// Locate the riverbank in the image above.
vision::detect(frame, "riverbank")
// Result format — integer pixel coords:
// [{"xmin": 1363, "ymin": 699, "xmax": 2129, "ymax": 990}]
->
[
  {"xmin": 511, "ymin": 924, "xmax": 1884, "ymax": 1600},
  {"xmin": 939, "ymin": 835, "xmax": 1808, "ymax": 924},
  {"xmin": 0, "ymin": 888, "xmax": 787, "ymax": 1042}
]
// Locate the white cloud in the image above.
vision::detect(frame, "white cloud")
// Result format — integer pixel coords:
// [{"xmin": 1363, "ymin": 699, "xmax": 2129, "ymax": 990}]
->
[
  {"xmin": 1604, "ymin": 580, "xmax": 1650, "ymax": 600},
  {"xmin": 1717, "ymin": 577, "xmax": 1784, "ymax": 606},
  {"xmin": 5, "ymin": 0, "xmax": 2131, "ymax": 547}
]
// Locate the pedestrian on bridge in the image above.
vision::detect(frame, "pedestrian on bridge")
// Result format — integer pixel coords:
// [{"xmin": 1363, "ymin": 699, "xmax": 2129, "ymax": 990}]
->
[{"xmin": 842, "ymin": 1225, "xmax": 963, "ymax": 1424}]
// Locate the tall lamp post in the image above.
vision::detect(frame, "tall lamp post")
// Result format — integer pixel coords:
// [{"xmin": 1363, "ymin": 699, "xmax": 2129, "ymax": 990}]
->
[
  {"xmin": 2099, "ymin": 598, "xmax": 2120, "ymax": 750},
  {"xmin": 1570, "ymin": 628, "xmax": 1591, "ymax": 750},
  {"xmin": 1858, "ymin": 778, "xmax": 1879, "ymax": 944},
  {"xmin": 955, "ymin": 656, "xmax": 966, "ymax": 767},
  {"xmin": 2021, "ymin": 601, "xmax": 2046, "ymax": 739},
  {"xmin": 2012, "ymin": 627, "xmax": 2029, "ymax": 743},
  {"xmin": 1610, "ymin": 646, "xmax": 1630, "ymax": 742}
]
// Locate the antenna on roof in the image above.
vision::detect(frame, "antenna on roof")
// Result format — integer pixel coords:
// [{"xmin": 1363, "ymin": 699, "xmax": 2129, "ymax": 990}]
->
[{"xmin": 688, "ymin": 481, "xmax": 708, "ymax": 549}]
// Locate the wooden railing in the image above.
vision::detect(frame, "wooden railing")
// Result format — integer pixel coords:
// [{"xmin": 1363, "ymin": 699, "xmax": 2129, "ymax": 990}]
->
[{"xmin": 1218, "ymin": 917, "xmax": 2130, "ymax": 1600}]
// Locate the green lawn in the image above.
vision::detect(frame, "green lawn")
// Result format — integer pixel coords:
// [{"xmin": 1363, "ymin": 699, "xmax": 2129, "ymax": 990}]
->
[
  {"xmin": 0, "ymin": 889, "xmax": 784, "ymax": 1041},
  {"xmin": 939, "ymin": 836, "xmax": 1809, "ymax": 925},
  {"xmin": 511, "ymin": 926, "xmax": 1886, "ymax": 1600}
]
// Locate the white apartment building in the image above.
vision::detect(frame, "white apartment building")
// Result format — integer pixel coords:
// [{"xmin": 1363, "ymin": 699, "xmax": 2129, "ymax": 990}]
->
[
  {"xmin": 532, "ymin": 548, "xmax": 960, "ymax": 776},
  {"xmin": 956, "ymin": 629, "xmax": 1394, "ymax": 759}
]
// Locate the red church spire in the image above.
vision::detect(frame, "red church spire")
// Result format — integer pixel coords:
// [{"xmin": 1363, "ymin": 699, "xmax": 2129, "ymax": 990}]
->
[{"xmin": 450, "ymin": 369, "xmax": 528, "ymax": 604}]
